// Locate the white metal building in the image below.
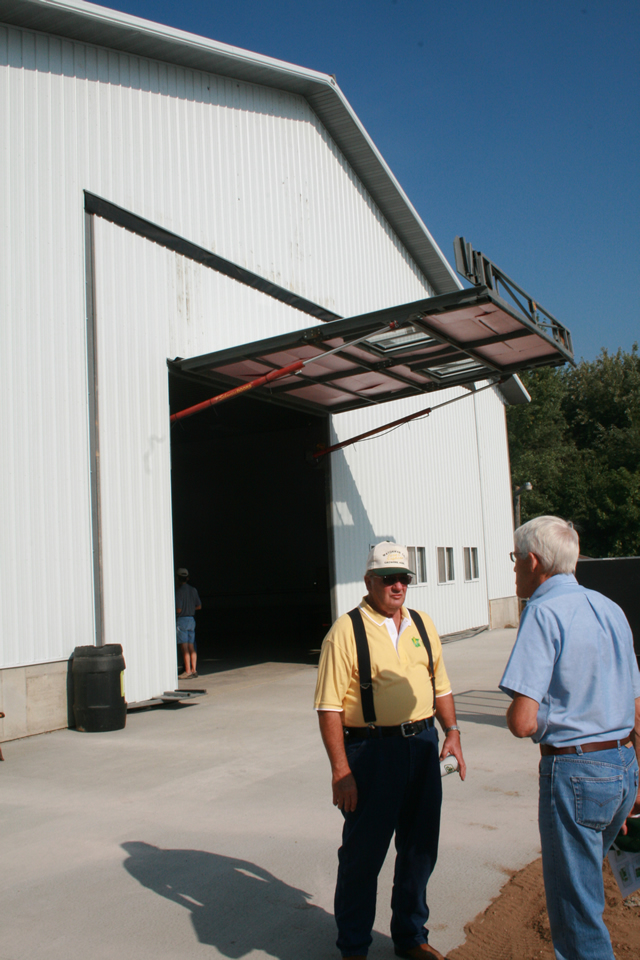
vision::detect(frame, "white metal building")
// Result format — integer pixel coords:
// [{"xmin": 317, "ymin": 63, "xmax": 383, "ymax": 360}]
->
[{"xmin": 0, "ymin": 0, "xmax": 571, "ymax": 742}]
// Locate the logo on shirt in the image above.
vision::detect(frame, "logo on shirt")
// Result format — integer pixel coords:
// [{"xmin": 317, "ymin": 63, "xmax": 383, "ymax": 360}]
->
[{"xmin": 411, "ymin": 637, "xmax": 421, "ymax": 648}]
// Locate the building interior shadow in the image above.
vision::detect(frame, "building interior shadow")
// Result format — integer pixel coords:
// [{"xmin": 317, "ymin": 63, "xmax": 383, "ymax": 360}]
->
[{"xmin": 121, "ymin": 841, "xmax": 394, "ymax": 958}]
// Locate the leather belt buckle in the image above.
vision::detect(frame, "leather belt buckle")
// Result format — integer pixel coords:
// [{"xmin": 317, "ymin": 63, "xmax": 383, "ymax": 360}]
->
[{"xmin": 400, "ymin": 720, "xmax": 418, "ymax": 738}]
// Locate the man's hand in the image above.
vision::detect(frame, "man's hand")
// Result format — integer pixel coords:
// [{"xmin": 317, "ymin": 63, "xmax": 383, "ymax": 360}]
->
[
  {"xmin": 620, "ymin": 794, "xmax": 640, "ymax": 834},
  {"xmin": 332, "ymin": 771, "xmax": 358, "ymax": 812},
  {"xmin": 318, "ymin": 710, "xmax": 358, "ymax": 812},
  {"xmin": 440, "ymin": 731, "xmax": 466, "ymax": 781},
  {"xmin": 434, "ymin": 693, "xmax": 466, "ymax": 780}
]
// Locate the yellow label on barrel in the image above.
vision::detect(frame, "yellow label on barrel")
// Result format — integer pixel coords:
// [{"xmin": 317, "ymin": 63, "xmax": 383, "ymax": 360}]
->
[{"xmin": 120, "ymin": 671, "xmax": 125, "ymax": 697}]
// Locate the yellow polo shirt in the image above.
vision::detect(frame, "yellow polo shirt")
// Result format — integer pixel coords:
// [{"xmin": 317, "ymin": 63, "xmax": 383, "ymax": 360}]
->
[{"xmin": 314, "ymin": 598, "xmax": 452, "ymax": 727}]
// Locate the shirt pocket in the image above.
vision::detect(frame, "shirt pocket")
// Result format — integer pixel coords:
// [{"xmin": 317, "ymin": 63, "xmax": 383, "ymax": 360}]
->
[{"xmin": 571, "ymin": 774, "xmax": 623, "ymax": 830}]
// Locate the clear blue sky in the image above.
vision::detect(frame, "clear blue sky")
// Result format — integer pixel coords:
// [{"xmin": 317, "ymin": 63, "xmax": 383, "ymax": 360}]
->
[{"xmin": 99, "ymin": 0, "xmax": 639, "ymax": 362}]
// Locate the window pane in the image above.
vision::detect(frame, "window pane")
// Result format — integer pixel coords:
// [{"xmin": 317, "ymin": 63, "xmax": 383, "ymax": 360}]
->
[
  {"xmin": 472, "ymin": 547, "xmax": 479, "ymax": 579},
  {"xmin": 437, "ymin": 547, "xmax": 446, "ymax": 584},
  {"xmin": 417, "ymin": 547, "xmax": 427, "ymax": 583},
  {"xmin": 464, "ymin": 547, "xmax": 471, "ymax": 581},
  {"xmin": 407, "ymin": 547, "xmax": 417, "ymax": 580},
  {"xmin": 446, "ymin": 547, "xmax": 454, "ymax": 581}
]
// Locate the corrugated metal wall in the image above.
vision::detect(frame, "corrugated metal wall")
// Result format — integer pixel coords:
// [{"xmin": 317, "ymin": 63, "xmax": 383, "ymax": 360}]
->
[
  {"xmin": 471, "ymin": 386, "xmax": 517, "ymax": 603},
  {"xmin": 93, "ymin": 218, "xmax": 350, "ymax": 702},
  {"xmin": 1, "ymin": 22, "xmax": 516, "ymax": 697},
  {"xmin": 0, "ymin": 39, "xmax": 95, "ymax": 670},
  {"xmin": 0, "ymin": 24, "xmax": 431, "ymax": 318},
  {"xmin": 329, "ymin": 384, "xmax": 515, "ymax": 636},
  {"xmin": 93, "ymin": 221, "xmax": 175, "ymax": 701},
  {"xmin": 0, "ymin": 22, "xmax": 433, "ymax": 689}
]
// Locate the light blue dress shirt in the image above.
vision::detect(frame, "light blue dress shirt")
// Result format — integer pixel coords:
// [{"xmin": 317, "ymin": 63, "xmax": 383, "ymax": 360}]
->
[{"xmin": 500, "ymin": 574, "xmax": 640, "ymax": 746}]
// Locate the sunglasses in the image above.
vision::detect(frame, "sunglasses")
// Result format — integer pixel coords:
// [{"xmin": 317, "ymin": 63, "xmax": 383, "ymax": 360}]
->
[{"xmin": 377, "ymin": 573, "xmax": 413, "ymax": 586}]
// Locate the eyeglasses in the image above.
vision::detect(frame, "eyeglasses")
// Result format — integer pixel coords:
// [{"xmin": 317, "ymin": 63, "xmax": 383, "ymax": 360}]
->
[
  {"xmin": 509, "ymin": 551, "xmax": 524, "ymax": 562},
  {"xmin": 377, "ymin": 573, "xmax": 413, "ymax": 586}
]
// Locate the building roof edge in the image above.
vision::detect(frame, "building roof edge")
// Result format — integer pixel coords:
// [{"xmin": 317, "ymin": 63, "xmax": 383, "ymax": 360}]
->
[{"xmin": 0, "ymin": 0, "xmax": 461, "ymax": 294}]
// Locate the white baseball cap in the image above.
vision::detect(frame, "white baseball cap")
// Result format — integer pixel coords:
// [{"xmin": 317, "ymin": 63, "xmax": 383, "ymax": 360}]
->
[
  {"xmin": 176, "ymin": 567, "xmax": 189, "ymax": 577},
  {"xmin": 366, "ymin": 542, "xmax": 415, "ymax": 577}
]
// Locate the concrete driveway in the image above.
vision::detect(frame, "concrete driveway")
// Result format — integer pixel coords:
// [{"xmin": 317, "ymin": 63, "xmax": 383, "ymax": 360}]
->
[{"xmin": 0, "ymin": 628, "xmax": 542, "ymax": 959}]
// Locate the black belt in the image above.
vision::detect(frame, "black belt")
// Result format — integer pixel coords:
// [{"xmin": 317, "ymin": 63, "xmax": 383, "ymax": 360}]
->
[
  {"xmin": 540, "ymin": 734, "xmax": 633, "ymax": 756},
  {"xmin": 343, "ymin": 717, "xmax": 434, "ymax": 741}
]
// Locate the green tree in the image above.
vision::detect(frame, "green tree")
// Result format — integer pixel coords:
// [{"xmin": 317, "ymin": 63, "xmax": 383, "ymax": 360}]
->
[{"xmin": 507, "ymin": 345, "xmax": 640, "ymax": 558}]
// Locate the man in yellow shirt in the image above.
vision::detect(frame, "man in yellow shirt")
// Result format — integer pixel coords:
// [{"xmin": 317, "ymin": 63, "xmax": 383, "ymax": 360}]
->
[{"xmin": 315, "ymin": 542, "xmax": 466, "ymax": 960}]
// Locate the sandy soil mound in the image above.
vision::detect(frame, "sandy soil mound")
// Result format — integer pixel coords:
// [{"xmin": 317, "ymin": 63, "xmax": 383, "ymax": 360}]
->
[{"xmin": 448, "ymin": 858, "xmax": 640, "ymax": 960}]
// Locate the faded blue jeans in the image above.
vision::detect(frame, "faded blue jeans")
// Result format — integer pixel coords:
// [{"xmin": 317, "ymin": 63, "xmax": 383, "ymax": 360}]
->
[{"xmin": 539, "ymin": 742, "xmax": 638, "ymax": 960}]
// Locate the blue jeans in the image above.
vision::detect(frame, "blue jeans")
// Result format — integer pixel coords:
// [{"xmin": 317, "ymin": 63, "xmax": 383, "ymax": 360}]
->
[
  {"xmin": 539, "ymin": 742, "xmax": 639, "ymax": 960},
  {"xmin": 335, "ymin": 725, "xmax": 442, "ymax": 957}
]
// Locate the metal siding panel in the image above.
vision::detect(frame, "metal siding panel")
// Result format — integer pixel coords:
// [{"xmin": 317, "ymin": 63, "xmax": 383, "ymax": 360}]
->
[
  {"xmin": 0, "ymin": 26, "xmax": 95, "ymax": 669},
  {"xmin": 12, "ymin": 25, "xmax": 433, "ymax": 317},
  {"xmin": 166, "ymin": 232, "xmax": 326, "ymax": 359},
  {"xmin": 93, "ymin": 220, "xmax": 177, "ymax": 703},
  {"xmin": 472, "ymin": 388, "xmax": 517, "ymax": 602},
  {"xmin": 91, "ymin": 220, "xmax": 337, "ymax": 701},
  {"xmin": 329, "ymin": 390, "xmax": 492, "ymax": 636},
  {"xmin": 0, "ymin": 0, "xmax": 455, "ymax": 297},
  {"xmin": 1, "ymin": 25, "xmax": 511, "ymax": 682}
]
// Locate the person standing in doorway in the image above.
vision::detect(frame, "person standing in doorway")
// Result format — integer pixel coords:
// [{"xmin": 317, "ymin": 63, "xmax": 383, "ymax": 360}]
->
[{"xmin": 176, "ymin": 568, "xmax": 201, "ymax": 678}]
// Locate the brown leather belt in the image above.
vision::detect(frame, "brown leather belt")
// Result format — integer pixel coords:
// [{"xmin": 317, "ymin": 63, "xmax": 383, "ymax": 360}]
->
[{"xmin": 540, "ymin": 734, "xmax": 633, "ymax": 756}]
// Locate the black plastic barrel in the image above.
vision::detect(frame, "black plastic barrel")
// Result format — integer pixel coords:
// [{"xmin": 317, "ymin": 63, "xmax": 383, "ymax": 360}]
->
[{"xmin": 72, "ymin": 644, "xmax": 126, "ymax": 732}]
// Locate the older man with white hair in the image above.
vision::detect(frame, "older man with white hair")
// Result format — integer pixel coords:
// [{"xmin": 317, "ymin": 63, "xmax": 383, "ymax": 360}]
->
[{"xmin": 501, "ymin": 516, "xmax": 640, "ymax": 960}]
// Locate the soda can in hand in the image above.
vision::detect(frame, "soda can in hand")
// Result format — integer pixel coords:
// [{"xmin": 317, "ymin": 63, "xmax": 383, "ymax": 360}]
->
[{"xmin": 440, "ymin": 755, "xmax": 459, "ymax": 777}]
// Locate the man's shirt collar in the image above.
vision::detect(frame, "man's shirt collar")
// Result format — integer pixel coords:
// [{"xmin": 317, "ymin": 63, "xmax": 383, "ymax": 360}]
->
[
  {"xmin": 359, "ymin": 596, "xmax": 409, "ymax": 623},
  {"xmin": 529, "ymin": 573, "xmax": 578, "ymax": 602},
  {"xmin": 359, "ymin": 596, "xmax": 411, "ymax": 650}
]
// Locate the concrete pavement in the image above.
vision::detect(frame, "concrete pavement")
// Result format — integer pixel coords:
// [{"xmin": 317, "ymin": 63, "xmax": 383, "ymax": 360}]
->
[{"xmin": 0, "ymin": 628, "xmax": 543, "ymax": 959}]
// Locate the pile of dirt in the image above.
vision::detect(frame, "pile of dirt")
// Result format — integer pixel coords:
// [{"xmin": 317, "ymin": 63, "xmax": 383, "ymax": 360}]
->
[{"xmin": 448, "ymin": 858, "xmax": 640, "ymax": 960}]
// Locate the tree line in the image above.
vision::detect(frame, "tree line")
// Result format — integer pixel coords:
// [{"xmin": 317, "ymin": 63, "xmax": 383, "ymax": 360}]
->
[{"xmin": 506, "ymin": 344, "xmax": 639, "ymax": 558}]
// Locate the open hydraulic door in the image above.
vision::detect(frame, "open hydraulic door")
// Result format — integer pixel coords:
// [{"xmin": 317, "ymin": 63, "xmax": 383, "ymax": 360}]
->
[{"xmin": 170, "ymin": 285, "xmax": 574, "ymax": 418}]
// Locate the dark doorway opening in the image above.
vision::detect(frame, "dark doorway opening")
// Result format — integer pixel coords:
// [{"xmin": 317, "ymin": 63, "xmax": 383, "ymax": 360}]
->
[{"xmin": 169, "ymin": 372, "xmax": 333, "ymax": 669}]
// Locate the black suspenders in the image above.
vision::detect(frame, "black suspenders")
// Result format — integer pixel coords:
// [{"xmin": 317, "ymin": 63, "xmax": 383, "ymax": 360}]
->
[
  {"xmin": 347, "ymin": 607, "xmax": 437, "ymax": 724},
  {"xmin": 348, "ymin": 608, "xmax": 376, "ymax": 723},
  {"xmin": 409, "ymin": 609, "xmax": 437, "ymax": 719}
]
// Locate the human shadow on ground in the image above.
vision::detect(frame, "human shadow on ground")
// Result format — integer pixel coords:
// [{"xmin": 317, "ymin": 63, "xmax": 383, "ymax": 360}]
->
[
  {"xmin": 121, "ymin": 841, "xmax": 393, "ymax": 958},
  {"xmin": 452, "ymin": 690, "xmax": 511, "ymax": 729}
]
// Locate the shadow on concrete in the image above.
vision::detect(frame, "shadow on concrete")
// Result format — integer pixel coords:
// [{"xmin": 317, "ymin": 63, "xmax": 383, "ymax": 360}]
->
[
  {"xmin": 121, "ymin": 841, "xmax": 393, "ymax": 958},
  {"xmin": 453, "ymin": 689, "xmax": 511, "ymax": 729},
  {"xmin": 195, "ymin": 656, "xmax": 318, "ymax": 675}
]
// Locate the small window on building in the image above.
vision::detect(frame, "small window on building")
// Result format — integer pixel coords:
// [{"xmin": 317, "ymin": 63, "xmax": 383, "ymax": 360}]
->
[
  {"xmin": 437, "ymin": 547, "xmax": 455, "ymax": 584},
  {"xmin": 407, "ymin": 546, "xmax": 427, "ymax": 584},
  {"xmin": 464, "ymin": 547, "xmax": 479, "ymax": 581}
]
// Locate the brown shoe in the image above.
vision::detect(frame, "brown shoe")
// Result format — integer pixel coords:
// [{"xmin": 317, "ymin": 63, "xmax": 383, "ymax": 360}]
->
[{"xmin": 394, "ymin": 944, "xmax": 447, "ymax": 960}]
